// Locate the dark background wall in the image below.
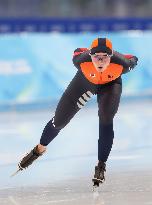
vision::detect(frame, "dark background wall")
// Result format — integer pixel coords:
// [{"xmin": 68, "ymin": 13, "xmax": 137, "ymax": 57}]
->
[{"xmin": 0, "ymin": 0, "xmax": 151, "ymax": 18}]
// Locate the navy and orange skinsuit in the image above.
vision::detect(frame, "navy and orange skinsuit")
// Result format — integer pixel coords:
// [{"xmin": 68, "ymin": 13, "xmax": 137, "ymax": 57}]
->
[
  {"xmin": 73, "ymin": 47, "xmax": 134, "ymax": 84},
  {"xmin": 40, "ymin": 47, "xmax": 138, "ymax": 163}
]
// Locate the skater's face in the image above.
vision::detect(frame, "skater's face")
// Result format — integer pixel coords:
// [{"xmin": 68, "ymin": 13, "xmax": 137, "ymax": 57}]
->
[{"xmin": 90, "ymin": 52, "xmax": 111, "ymax": 72}]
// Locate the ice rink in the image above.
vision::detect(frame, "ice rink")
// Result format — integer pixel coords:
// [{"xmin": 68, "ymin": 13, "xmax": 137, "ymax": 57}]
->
[{"xmin": 0, "ymin": 100, "xmax": 152, "ymax": 205}]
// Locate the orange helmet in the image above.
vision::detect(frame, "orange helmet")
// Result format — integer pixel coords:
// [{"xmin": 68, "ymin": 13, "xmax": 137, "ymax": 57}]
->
[{"xmin": 90, "ymin": 38, "xmax": 113, "ymax": 55}]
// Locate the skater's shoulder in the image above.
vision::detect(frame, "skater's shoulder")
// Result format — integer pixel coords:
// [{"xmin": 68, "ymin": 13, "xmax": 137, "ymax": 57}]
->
[
  {"xmin": 73, "ymin": 48, "xmax": 89, "ymax": 56},
  {"xmin": 73, "ymin": 48, "xmax": 91, "ymax": 67}
]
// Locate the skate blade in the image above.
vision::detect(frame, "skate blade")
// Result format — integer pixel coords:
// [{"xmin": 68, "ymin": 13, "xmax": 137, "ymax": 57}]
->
[
  {"xmin": 93, "ymin": 181, "xmax": 99, "ymax": 187},
  {"xmin": 92, "ymin": 178, "xmax": 103, "ymax": 190},
  {"xmin": 92, "ymin": 182, "xmax": 99, "ymax": 191},
  {"xmin": 92, "ymin": 178, "xmax": 103, "ymax": 184},
  {"xmin": 10, "ymin": 168, "xmax": 21, "ymax": 178}
]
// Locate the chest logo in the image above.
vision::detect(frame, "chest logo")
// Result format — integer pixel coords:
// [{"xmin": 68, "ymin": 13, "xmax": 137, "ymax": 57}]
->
[
  {"xmin": 90, "ymin": 73, "xmax": 96, "ymax": 78},
  {"xmin": 108, "ymin": 75, "xmax": 113, "ymax": 79}
]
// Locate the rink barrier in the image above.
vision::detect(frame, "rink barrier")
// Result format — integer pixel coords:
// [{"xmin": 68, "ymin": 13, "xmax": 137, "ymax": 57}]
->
[{"xmin": 0, "ymin": 17, "xmax": 152, "ymax": 33}]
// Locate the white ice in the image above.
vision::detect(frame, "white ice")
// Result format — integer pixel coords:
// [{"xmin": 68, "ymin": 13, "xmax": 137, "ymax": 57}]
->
[{"xmin": 0, "ymin": 100, "xmax": 152, "ymax": 205}]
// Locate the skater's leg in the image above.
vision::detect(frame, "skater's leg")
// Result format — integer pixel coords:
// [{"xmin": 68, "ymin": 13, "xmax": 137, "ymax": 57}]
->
[
  {"xmin": 37, "ymin": 95, "xmax": 78, "ymax": 153},
  {"xmin": 97, "ymin": 78, "xmax": 122, "ymax": 162},
  {"xmin": 38, "ymin": 72, "xmax": 96, "ymax": 151},
  {"xmin": 18, "ymin": 72, "xmax": 96, "ymax": 170},
  {"xmin": 92, "ymin": 78, "xmax": 122, "ymax": 185}
]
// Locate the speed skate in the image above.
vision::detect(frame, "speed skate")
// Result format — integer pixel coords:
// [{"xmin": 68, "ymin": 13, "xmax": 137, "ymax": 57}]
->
[{"xmin": 11, "ymin": 146, "xmax": 45, "ymax": 177}]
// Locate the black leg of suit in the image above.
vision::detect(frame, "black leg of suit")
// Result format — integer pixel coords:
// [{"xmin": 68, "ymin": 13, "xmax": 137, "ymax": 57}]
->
[
  {"xmin": 40, "ymin": 71, "xmax": 96, "ymax": 146},
  {"xmin": 97, "ymin": 78, "xmax": 122, "ymax": 162}
]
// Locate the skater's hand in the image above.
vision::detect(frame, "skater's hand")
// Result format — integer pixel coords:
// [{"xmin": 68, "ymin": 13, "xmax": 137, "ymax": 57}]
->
[{"xmin": 129, "ymin": 56, "xmax": 138, "ymax": 70}]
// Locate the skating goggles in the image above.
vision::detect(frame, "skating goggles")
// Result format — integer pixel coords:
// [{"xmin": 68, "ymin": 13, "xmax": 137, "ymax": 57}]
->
[{"xmin": 90, "ymin": 53, "xmax": 112, "ymax": 61}]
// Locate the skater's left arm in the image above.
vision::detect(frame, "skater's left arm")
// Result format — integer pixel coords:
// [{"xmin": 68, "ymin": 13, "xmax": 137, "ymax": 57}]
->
[
  {"xmin": 112, "ymin": 50, "xmax": 138, "ymax": 74},
  {"xmin": 72, "ymin": 48, "xmax": 91, "ymax": 70}
]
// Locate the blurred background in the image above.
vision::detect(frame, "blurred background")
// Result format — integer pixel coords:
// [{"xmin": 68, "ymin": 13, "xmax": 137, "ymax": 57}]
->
[
  {"xmin": 0, "ymin": 0, "xmax": 151, "ymax": 110},
  {"xmin": 0, "ymin": 1, "xmax": 152, "ymax": 204},
  {"xmin": 0, "ymin": 0, "xmax": 152, "ymax": 18}
]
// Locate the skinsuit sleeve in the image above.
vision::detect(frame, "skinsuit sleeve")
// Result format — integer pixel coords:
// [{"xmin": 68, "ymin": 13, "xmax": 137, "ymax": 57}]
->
[
  {"xmin": 72, "ymin": 48, "xmax": 91, "ymax": 70},
  {"xmin": 111, "ymin": 50, "xmax": 138, "ymax": 74}
]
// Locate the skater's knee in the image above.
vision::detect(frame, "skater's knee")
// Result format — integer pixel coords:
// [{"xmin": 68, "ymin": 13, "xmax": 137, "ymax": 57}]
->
[
  {"xmin": 98, "ymin": 111, "xmax": 115, "ymax": 124},
  {"xmin": 100, "ymin": 116, "xmax": 113, "ymax": 124},
  {"xmin": 52, "ymin": 117, "xmax": 67, "ymax": 129},
  {"xmin": 98, "ymin": 106, "xmax": 119, "ymax": 124}
]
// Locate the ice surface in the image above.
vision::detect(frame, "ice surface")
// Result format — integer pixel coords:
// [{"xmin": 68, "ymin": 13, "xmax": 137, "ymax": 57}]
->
[{"xmin": 0, "ymin": 100, "xmax": 152, "ymax": 205}]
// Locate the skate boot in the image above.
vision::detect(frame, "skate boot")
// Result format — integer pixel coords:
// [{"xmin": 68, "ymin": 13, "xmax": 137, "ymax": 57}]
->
[
  {"xmin": 11, "ymin": 146, "xmax": 46, "ymax": 177},
  {"xmin": 92, "ymin": 161, "xmax": 106, "ymax": 187}
]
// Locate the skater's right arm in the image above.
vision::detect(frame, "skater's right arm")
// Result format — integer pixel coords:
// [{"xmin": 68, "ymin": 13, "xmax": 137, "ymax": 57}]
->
[
  {"xmin": 112, "ymin": 51, "xmax": 138, "ymax": 74},
  {"xmin": 72, "ymin": 48, "xmax": 91, "ymax": 70}
]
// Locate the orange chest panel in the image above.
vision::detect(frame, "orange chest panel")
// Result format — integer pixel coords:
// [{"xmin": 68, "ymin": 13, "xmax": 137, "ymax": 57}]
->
[{"xmin": 80, "ymin": 62, "xmax": 123, "ymax": 84}]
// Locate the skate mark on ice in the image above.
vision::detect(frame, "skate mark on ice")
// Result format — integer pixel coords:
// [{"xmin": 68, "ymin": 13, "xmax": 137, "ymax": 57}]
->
[
  {"xmin": 8, "ymin": 196, "xmax": 19, "ymax": 205},
  {"xmin": 42, "ymin": 195, "xmax": 90, "ymax": 204}
]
